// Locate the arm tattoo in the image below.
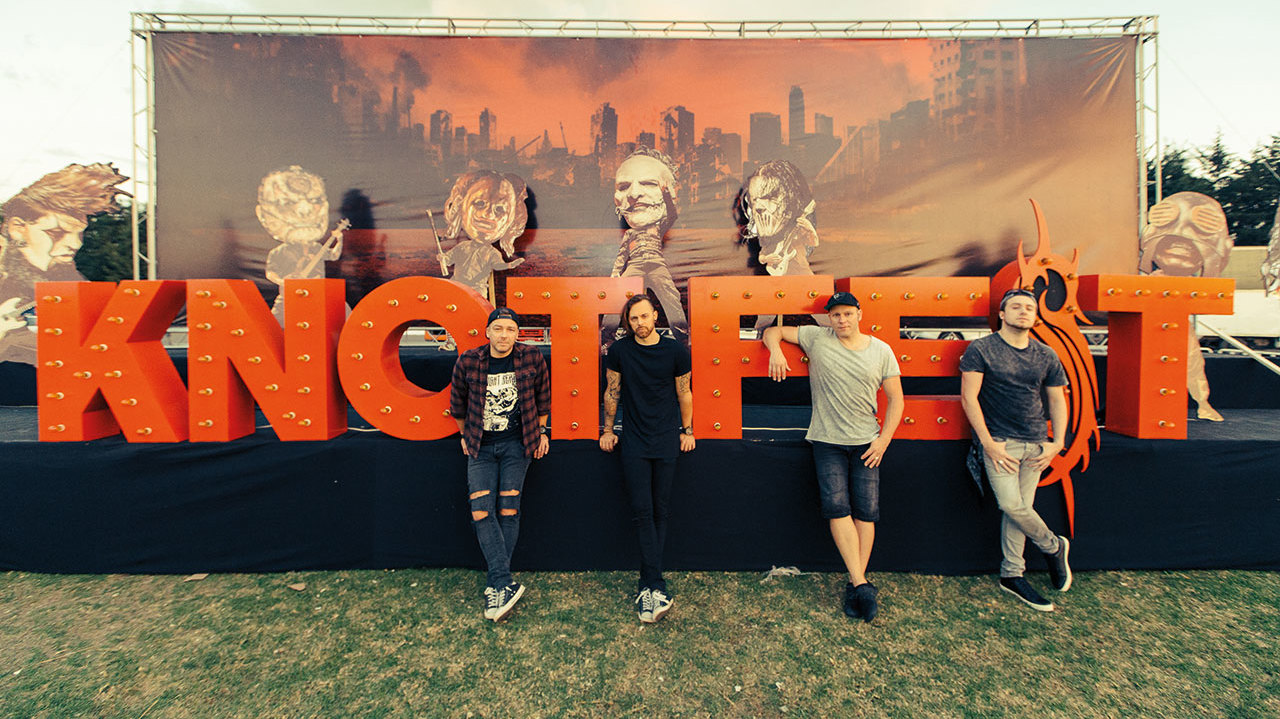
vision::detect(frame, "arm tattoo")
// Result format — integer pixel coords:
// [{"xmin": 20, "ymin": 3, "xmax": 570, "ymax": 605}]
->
[
  {"xmin": 603, "ymin": 370, "xmax": 621, "ymax": 424},
  {"xmin": 675, "ymin": 372, "xmax": 691, "ymax": 395}
]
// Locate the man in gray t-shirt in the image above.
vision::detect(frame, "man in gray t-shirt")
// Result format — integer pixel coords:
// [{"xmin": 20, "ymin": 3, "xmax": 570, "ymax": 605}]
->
[
  {"xmin": 764, "ymin": 292, "xmax": 903, "ymax": 622},
  {"xmin": 959, "ymin": 288, "xmax": 1072, "ymax": 612}
]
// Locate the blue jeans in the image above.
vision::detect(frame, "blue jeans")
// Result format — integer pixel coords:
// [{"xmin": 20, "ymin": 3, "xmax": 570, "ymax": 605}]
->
[
  {"xmin": 466, "ymin": 439, "xmax": 532, "ymax": 588},
  {"xmin": 811, "ymin": 441, "xmax": 880, "ymax": 522},
  {"xmin": 983, "ymin": 438, "xmax": 1061, "ymax": 577}
]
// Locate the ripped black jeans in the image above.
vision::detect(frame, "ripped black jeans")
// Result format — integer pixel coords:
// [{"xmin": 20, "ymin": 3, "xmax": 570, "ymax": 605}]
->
[{"xmin": 466, "ymin": 439, "xmax": 531, "ymax": 588}]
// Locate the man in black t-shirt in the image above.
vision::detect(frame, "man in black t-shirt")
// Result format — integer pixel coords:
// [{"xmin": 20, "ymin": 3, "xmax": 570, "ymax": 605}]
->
[
  {"xmin": 600, "ymin": 295, "xmax": 694, "ymax": 623},
  {"xmin": 959, "ymin": 289, "xmax": 1073, "ymax": 612}
]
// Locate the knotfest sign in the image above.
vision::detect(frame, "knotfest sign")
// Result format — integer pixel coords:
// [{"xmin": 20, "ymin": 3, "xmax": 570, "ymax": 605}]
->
[
  {"xmin": 33, "ymin": 201, "xmax": 1235, "ymax": 533},
  {"xmin": 36, "ymin": 257, "xmax": 1232, "ymax": 445}
]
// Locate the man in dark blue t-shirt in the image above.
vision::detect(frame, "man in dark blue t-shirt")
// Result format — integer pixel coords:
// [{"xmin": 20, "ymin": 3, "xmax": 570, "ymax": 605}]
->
[
  {"xmin": 959, "ymin": 289, "xmax": 1072, "ymax": 612},
  {"xmin": 600, "ymin": 294, "xmax": 694, "ymax": 623}
]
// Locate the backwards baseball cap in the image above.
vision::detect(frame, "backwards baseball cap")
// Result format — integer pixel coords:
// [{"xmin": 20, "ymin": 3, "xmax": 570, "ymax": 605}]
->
[
  {"xmin": 823, "ymin": 291, "xmax": 861, "ymax": 311},
  {"xmin": 999, "ymin": 288, "xmax": 1037, "ymax": 311},
  {"xmin": 487, "ymin": 307, "xmax": 520, "ymax": 326}
]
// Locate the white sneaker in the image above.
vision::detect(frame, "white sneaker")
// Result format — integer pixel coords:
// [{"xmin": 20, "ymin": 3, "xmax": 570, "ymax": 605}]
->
[
  {"xmin": 491, "ymin": 582, "xmax": 525, "ymax": 622},
  {"xmin": 483, "ymin": 586, "xmax": 500, "ymax": 620},
  {"xmin": 649, "ymin": 588, "xmax": 673, "ymax": 622},
  {"xmin": 636, "ymin": 588, "xmax": 653, "ymax": 623}
]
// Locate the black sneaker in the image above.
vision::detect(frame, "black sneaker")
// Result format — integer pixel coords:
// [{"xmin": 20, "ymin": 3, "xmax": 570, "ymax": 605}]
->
[
  {"xmin": 483, "ymin": 586, "xmax": 500, "ymax": 620},
  {"xmin": 843, "ymin": 582, "xmax": 862, "ymax": 619},
  {"xmin": 490, "ymin": 581, "xmax": 525, "ymax": 622},
  {"xmin": 649, "ymin": 588, "xmax": 673, "ymax": 622},
  {"xmin": 1044, "ymin": 535, "xmax": 1072, "ymax": 592},
  {"xmin": 853, "ymin": 582, "xmax": 879, "ymax": 623},
  {"xmin": 1000, "ymin": 576, "xmax": 1054, "ymax": 611}
]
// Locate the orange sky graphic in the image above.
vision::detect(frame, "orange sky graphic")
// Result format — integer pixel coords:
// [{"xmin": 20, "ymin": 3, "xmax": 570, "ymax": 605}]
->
[{"xmin": 340, "ymin": 36, "xmax": 935, "ymax": 153}]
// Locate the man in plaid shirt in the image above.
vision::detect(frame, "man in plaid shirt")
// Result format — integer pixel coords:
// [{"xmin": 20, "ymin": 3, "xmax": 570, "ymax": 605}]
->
[{"xmin": 449, "ymin": 307, "xmax": 550, "ymax": 621}]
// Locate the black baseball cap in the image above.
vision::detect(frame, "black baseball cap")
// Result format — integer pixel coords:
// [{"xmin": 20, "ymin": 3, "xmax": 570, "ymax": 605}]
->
[
  {"xmin": 487, "ymin": 307, "xmax": 520, "ymax": 326},
  {"xmin": 999, "ymin": 288, "xmax": 1037, "ymax": 311},
  {"xmin": 823, "ymin": 292, "xmax": 861, "ymax": 311}
]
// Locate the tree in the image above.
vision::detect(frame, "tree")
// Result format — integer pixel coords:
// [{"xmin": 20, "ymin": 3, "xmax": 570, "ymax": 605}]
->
[
  {"xmin": 1218, "ymin": 136, "xmax": 1280, "ymax": 246},
  {"xmin": 1147, "ymin": 146, "xmax": 1214, "ymax": 209},
  {"xmin": 75, "ymin": 198, "xmax": 138, "ymax": 282},
  {"xmin": 1148, "ymin": 135, "xmax": 1280, "ymax": 247},
  {"xmin": 1195, "ymin": 133, "xmax": 1238, "ymax": 192}
]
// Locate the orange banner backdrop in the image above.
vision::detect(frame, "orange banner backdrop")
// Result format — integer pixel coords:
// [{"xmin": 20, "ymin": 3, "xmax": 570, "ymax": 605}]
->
[{"xmin": 152, "ymin": 33, "xmax": 1139, "ymax": 311}]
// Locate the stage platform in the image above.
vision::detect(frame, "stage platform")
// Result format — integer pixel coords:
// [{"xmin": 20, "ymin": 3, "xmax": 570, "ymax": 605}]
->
[{"xmin": 2, "ymin": 402, "xmax": 1277, "ymax": 575}]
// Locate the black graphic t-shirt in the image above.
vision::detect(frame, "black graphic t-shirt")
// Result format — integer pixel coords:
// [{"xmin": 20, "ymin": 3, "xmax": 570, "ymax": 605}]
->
[{"xmin": 480, "ymin": 352, "xmax": 521, "ymax": 445}]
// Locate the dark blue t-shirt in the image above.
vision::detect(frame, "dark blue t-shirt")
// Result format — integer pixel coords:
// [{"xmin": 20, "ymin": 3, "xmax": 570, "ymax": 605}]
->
[{"xmin": 605, "ymin": 336, "xmax": 692, "ymax": 458}]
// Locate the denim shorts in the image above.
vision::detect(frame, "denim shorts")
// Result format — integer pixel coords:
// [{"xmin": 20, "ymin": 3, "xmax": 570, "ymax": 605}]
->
[{"xmin": 811, "ymin": 441, "xmax": 880, "ymax": 522}]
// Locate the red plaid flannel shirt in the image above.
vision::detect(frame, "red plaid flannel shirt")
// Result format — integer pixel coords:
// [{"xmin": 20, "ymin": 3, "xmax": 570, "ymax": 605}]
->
[{"xmin": 449, "ymin": 342, "xmax": 550, "ymax": 458}]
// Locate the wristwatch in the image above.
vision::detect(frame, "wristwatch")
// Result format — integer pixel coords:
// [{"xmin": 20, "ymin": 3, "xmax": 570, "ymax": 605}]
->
[
  {"xmin": 539, "ymin": 426, "xmax": 549, "ymax": 437},
  {"xmin": 682, "ymin": 426, "xmax": 694, "ymax": 435}
]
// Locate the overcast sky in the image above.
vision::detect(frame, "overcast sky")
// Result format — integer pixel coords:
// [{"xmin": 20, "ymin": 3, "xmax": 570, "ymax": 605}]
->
[{"xmin": 2, "ymin": 0, "xmax": 1278, "ymax": 200}]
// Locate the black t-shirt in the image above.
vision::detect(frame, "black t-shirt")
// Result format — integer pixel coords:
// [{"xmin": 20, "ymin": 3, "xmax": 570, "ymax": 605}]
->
[
  {"xmin": 480, "ymin": 352, "xmax": 521, "ymax": 445},
  {"xmin": 605, "ymin": 336, "xmax": 692, "ymax": 458},
  {"xmin": 958, "ymin": 333, "xmax": 1068, "ymax": 442}
]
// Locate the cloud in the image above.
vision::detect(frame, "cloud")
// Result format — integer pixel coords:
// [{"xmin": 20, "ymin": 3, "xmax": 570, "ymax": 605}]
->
[
  {"xmin": 519, "ymin": 38, "xmax": 672, "ymax": 93},
  {"xmin": 391, "ymin": 50, "xmax": 430, "ymax": 91}
]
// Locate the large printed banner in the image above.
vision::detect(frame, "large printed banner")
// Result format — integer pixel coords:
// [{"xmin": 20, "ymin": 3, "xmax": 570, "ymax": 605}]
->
[{"xmin": 153, "ymin": 33, "xmax": 1139, "ymax": 307}]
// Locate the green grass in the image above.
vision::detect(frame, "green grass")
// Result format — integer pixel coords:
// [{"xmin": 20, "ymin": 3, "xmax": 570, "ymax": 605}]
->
[{"xmin": 2, "ymin": 570, "xmax": 1277, "ymax": 718}]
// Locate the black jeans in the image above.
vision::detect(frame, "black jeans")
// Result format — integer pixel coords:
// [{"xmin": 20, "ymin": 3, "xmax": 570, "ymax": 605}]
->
[{"xmin": 620, "ymin": 455, "xmax": 678, "ymax": 592}]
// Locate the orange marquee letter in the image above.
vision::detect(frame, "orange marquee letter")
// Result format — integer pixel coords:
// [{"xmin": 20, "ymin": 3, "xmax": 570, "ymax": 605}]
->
[
  {"xmin": 37, "ymin": 280, "xmax": 187, "ymax": 442},
  {"xmin": 688, "ymin": 275, "xmax": 830, "ymax": 439},
  {"xmin": 187, "ymin": 279, "xmax": 347, "ymax": 441},
  {"xmin": 1079, "ymin": 275, "xmax": 1234, "ymax": 438},
  {"xmin": 507, "ymin": 276, "xmax": 644, "ymax": 440},
  {"xmin": 840, "ymin": 277, "xmax": 989, "ymax": 440},
  {"xmin": 336, "ymin": 277, "xmax": 489, "ymax": 440}
]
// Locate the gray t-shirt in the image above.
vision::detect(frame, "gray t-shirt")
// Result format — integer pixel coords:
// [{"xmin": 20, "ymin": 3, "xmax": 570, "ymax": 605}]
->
[
  {"xmin": 797, "ymin": 327, "xmax": 901, "ymax": 446},
  {"xmin": 958, "ymin": 332, "xmax": 1068, "ymax": 442}
]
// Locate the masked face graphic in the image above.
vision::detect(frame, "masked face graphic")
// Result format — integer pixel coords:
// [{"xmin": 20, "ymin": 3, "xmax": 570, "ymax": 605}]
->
[
  {"xmin": 1139, "ymin": 192, "xmax": 1231, "ymax": 277},
  {"xmin": 460, "ymin": 176, "xmax": 517, "ymax": 244},
  {"xmin": 256, "ymin": 167, "xmax": 329, "ymax": 244},
  {"xmin": 614, "ymin": 155, "xmax": 674, "ymax": 232},
  {"xmin": 746, "ymin": 174, "xmax": 792, "ymax": 239},
  {"xmin": 8, "ymin": 212, "xmax": 87, "ymax": 271}
]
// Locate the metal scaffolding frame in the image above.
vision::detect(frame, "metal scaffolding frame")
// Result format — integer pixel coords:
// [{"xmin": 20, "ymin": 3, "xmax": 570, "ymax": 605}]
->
[
  {"xmin": 130, "ymin": 20, "xmax": 157, "ymax": 280},
  {"xmin": 1134, "ymin": 16, "xmax": 1161, "ymax": 235},
  {"xmin": 128, "ymin": 13, "xmax": 1158, "ymax": 280}
]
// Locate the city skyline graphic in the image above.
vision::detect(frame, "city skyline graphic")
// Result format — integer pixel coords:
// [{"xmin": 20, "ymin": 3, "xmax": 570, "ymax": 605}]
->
[{"xmin": 153, "ymin": 33, "xmax": 1138, "ymax": 303}]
